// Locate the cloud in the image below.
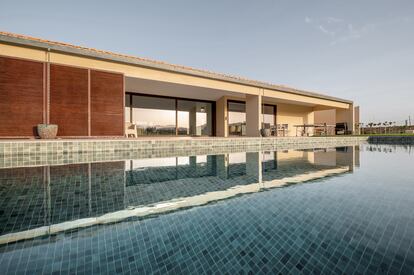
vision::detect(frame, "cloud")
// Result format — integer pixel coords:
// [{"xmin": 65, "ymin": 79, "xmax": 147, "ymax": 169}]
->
[
  {"xmin": 305, "ymin": 15, "xmax": 413, "ymax": 46},
  {"xmin": 330, "ymin": 23, "xmax": 376, "ymax": 45},
  {"xmin": 326, "ymin": 17, "xmax": 343, "ymax": 23},
  {"xmin": 304, "ymin": 16, "xmax": 379, "ymax": 46},
  {"xmin": 318, "ymin": 25, "xmax": 335, "ymax": 36}
]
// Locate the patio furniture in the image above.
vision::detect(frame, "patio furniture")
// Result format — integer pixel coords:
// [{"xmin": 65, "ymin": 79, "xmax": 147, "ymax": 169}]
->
[
  {"xmin": 261, "ymin": 123, "xmax": 271, "ymax": 137},
  {"xmin": 294, "ymin": 125, "xmax": 307, "ymax": 136},
  {"xmin": 335, "ymin": 123, "xmax": 348, "ymax": 135},
  {"xmin": 276, "ymin": 124, "xmax": 289, "ymax": 137},
  {"xmin": 294, "ymin": 124, "xmax": 335, "ymax": 136},
  {"xmin": 125, "ymin": 122, "xmax": 137, "ymax": 138},
  {"xmin": 235, "ymin": 125, "xmax": 242, "ymax": 135},
  {"xmin": 260, "ymin": 128, "xmax": 271, "ymax": 137}
]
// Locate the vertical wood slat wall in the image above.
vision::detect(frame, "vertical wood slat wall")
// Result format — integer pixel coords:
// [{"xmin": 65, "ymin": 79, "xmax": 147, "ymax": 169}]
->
[
  {"xmin": 90, "ymin": 70, "xmax": 124, "ymax": 136},
  {"xmin": 0, "ymin": 56, "xmax": 45, "ymax": 137},
  {"xmin": 0, "ymin": 56, "xmax": 124, "ymax": 138},
  {"xmin": 49, "ymin": 64, "xmax": 89, "ymax": 136}
]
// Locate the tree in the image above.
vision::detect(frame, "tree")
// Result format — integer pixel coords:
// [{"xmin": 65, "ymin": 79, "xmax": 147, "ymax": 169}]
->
[
  {"xmin": 388, "ymin": 121, "xmax": 393, "ymax": 133},
  {"xmin": 367, "ymin": 122, "xmax": 374, "ymax": 134}
]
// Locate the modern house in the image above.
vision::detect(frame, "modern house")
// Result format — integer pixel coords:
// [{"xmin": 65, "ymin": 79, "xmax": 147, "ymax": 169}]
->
[{"xmin": 0, "ymin": 31, "xmax": 357, "ymax": 139}]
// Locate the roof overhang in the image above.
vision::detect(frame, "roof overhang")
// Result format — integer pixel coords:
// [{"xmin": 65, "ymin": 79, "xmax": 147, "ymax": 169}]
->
[{"xmin": 0, "ymin": 31, "xmax": 353, "ymax": 106}]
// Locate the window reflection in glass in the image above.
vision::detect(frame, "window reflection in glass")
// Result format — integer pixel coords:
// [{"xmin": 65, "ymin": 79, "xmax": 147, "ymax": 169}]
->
[
  {"xmin": 127, "ymin": 94, "xmax": 214, "ymax": 136},
  {"xmin": 132, "ymin": 95, "xmax": 176, "ymax": 136},
  {"xmin": 227, "ymin": 152, "xmax": 246, "ymax": 178},
  {"xmin": 125, "ymin": 95, "xmax": 131, "ymax": 123},
  {"xmin": 262, "ymin": 105, "xmax": 276, "ymax": 130},
  {"xmin": 227, "ymin": 102, "xmax": 276, "ymax": 136},
  {"xmin": 177, "ymin": 100, "xmax": 212, "ymax": 136},
  {"xmin": 262, "ymin": 151, "xmax": 277, "ymax": 172},
  {"xmin": 228, "ymin": 101, "xmax": 246, "ymax": 136}
]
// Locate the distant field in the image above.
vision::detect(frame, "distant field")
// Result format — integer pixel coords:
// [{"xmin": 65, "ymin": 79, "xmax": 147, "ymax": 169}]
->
[
  {"xmin": 313, "ymin": 134, "xmax": 414, "ymax": 137},
  {"xmin": 358, "ymin": 133, "xmax": 414, "ymax": 136}
]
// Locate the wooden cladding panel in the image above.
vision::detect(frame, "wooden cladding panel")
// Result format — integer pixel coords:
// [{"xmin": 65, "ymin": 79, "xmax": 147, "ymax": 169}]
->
[
  {"xmin": 50, "ymin": 64, "xmax": 89, "ymax": 136},
  {"xmin": 0, "ymin": 57, "xmax": 44, "ymax": 137},
  {"xmin": 90, "ymin": 70, "xmax": 124, "ymax": 136}
]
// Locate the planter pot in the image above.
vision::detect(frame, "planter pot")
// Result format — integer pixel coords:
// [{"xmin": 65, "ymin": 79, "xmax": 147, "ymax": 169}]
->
[
  {"xmin": 260, "ymin": 128, "xmax": 271, "ymax": 137},
  {"xmin": 37, "ymin": 124, "xmax": 58, "ymax": 139}
]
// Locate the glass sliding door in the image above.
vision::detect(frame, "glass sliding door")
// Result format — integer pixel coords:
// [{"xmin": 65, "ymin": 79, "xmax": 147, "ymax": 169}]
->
[
  {"xmin": 177, "ymin": 100, "xmax": 213, "ymax": 136},
  {"xmin": 125, "ymin": 94, "xmax": 131, "ymax": 123},
  {"xmin": 227, "ymin": 101, "xmax": 276, "ymax": 136},
  {"xmin": 262, "ymin": 104, "xmax": 276, "ymax": 131},
  {"xmin": 228, "ymin": 101, "xmax": 246, "ymax": 136},
  {"xmin": 131, "ymin": 95, "xmax": 176, "ymax": 136},
  {"xmin": 126, "ymin": 93, "xmax": 214, "ymax": 137}
]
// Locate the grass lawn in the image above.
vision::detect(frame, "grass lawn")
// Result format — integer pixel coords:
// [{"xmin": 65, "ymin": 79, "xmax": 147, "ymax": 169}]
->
[
  {"xmin": 357, "ymin": 133, "xmax": 414, "ymax": 136},
  {"xmin": 312, "ymin": 134, "xmax": 414, "ymax": 137}
]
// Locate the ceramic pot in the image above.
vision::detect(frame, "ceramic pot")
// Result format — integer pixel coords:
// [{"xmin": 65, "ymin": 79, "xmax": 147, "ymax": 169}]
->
[
  {"xmin": 37, "ymin": 124, "xmax": 58, "ymax": 139},
  {"xmin": 260, "ymin": 128, "xmax": 271, "ymax": 137}
]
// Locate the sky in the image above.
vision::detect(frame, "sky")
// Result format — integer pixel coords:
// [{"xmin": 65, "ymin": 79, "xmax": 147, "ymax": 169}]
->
[{"xmin": 1, "ymin": 0, "xmax": 413, "ymax": 124}]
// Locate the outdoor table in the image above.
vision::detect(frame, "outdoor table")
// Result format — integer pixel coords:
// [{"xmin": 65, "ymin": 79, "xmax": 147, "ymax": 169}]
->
[{"xmin": 293, "ymin": 124, "xmax": 335, "ymax": 136}]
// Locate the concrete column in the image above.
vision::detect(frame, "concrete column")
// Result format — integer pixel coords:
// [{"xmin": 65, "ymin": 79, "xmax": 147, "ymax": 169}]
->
[
  {"xmin": 336, "ymin": 146, "xmax": 355, "ymax": 171},
  {"xmin": 246, "ymin": 94, "xmax": 262, "ymax": 137},
  {"xmin": 216, "ymin": 96, "xmax": 227, "ymax": 137},
  {"xmin": 189, "ymin": 156, "xmax": 197, "ymax": 169},
  {"xmin": 354, "ymin": 106, "xmax": 360, "ymax": 135},
  {"xmin": 306, "ymin": 111, "xmax": 315, "ymax": 136},
  {"xmin": 307, "ymin": 150, "xmax": 337, "ymax": 166},
  {"xmin": 189, "ymin": 106, "xmax": 197, "ymax": 136},
  {"xmin": 354, "ymin": 145, "xmax": 360, "ymax": 168},
  {"xmin": 246, "ymin": 152, "xmax": 262, "ymax": 184},
  {"xmin": 336, "ymin": 104, "xmax": 355, "ymax": 134},
  {"xmin": 215, "ymin": 154, "xmax": 228, "ymax": 179}
]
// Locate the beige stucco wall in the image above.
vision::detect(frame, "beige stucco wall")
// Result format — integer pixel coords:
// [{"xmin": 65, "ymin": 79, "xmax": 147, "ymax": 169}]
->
[
  {"xmin": 277, "ymin": 150, "xmax": 307, "ymax": 161},
  {"xmin": 276, "ymin": 103, "xmax": 314, "ymax": 136},
  {"xmin": 263, "ymin": 88, "xmax": 349, "ymax": 109},
  {"xmin": 336, "ymin": 104, "xmax": 355, "ymax": 132},
  {"xmin": 315, "ymin": 106, "xmax": 358, "ymax": 134},
  {"xmin": 310, "ymin": 150, "xmax": 337, "ymax": 166},
  {"xmin": 314, "ymin": 109, "xmax": 336, "ymax": 125},
  {"xmin": 336, "ymin": 146, "xmax": 355, "ymax": 170},
  {"xmin": 215, "ymin": 96, "xmax": 227, "ymax": 137}
]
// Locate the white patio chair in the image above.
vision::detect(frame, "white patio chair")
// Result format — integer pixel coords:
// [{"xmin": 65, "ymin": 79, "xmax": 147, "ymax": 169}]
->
[{"xmin": 125, "ymin": 122, "xmax": 137, "ymax": 138}]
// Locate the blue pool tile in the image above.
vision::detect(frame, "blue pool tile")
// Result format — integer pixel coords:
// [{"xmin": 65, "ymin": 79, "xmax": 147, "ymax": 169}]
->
[{"xmin": 0, "ymin": 145, "xmax": 413, "ymax": 274}]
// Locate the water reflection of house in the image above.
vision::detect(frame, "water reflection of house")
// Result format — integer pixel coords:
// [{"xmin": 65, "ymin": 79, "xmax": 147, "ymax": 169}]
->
[{"xmin": 0, "ymin": 146, "xmax": 359, "ymax": 243}]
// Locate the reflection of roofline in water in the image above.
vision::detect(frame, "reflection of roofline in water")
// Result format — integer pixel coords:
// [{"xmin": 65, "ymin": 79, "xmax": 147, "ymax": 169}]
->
[{"xmin": 0, "ymin": 166, "xmax": 349, "ymax": 245}]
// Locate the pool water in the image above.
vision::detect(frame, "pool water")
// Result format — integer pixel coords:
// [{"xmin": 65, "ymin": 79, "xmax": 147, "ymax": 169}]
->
[{"xmin": 0, "ymin": 145, "xmax": 413, "ymax": 274}]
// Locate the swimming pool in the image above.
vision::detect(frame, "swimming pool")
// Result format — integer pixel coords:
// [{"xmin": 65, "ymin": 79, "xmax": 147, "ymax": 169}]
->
[{"xmin": 0, "ymin": 144, "xmax": 413, "ymax": 274}]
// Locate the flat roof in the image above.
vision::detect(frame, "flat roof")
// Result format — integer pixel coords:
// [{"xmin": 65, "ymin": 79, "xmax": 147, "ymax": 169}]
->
[{"xmin": 0, "ymin": 31, "xmax": 352, "ymax": 104}]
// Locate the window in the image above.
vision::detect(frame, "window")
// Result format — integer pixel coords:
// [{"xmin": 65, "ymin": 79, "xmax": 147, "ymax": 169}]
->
[
  {"xmin": 228, "ymin": 101, "xmax": 246, "ymax": 136},
  {"xmin": 228, "ymin": 101, "xmax": 277, "ymax": 135},
  {"xmin": 125, "ymin": 95, "xmax": 131, "ymax": 123},
  {"xmin": 262, "ymin": 105, "xmax": 276, "ymax": 129},
  {"xmin": 132, "ymin": 95, "xmax": 176, "ymax": 136},
  {"xmin": 126, "ymin": 94, "xmax": 214, "ymax": 136},
  {"xmin": 177, "ymin": 100, "xmax": 213, "ymax": 136}
]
